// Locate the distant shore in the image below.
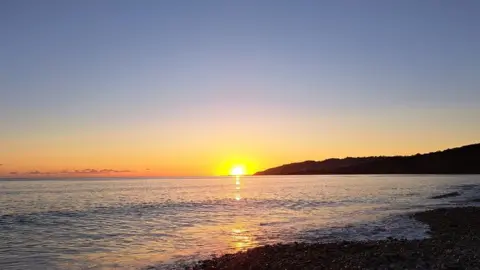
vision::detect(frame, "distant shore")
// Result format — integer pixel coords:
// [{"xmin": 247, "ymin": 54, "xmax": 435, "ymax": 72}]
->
[
  {"xmin": 193, "ymin": 206, "xmax": 480, "ymax": 269},
  {"xmin": 255, "ymin": 143, "xmax": 480, "ymax": 175}
]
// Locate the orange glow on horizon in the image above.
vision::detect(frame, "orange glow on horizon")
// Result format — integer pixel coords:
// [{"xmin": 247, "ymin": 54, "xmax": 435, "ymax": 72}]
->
[{"xmin": 2, "ymin": 139, "xmax": 476, "ymax": 178}]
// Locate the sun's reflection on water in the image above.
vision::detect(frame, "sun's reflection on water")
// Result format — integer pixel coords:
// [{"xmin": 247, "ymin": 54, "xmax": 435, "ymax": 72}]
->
[
  {"xmin": 230, "ymin": 176, "xmax": 256, "ymax": 250},
  {"xmin": 230, "ymin": 226, "xmax": 255, "ymax": 251},
  {"xmin": 235, "ymin": 175, "xmax": 241, "ymax": 201}
]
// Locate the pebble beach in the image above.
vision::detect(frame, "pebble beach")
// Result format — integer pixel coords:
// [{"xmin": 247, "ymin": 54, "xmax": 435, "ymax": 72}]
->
[{"xmin": 193, "ymin": 207, "xmax": 480, "ymax": 270}]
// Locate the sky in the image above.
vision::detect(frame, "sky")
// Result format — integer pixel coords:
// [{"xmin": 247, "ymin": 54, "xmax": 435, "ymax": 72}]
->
[{"xmin": 1, "ymin": 0, "xmax": 480, "ymax": 177}]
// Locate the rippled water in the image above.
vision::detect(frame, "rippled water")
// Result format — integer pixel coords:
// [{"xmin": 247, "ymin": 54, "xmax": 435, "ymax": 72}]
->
[{"xmin": 1, "ymin": 175, "xmax": 480, "ymax": 269}]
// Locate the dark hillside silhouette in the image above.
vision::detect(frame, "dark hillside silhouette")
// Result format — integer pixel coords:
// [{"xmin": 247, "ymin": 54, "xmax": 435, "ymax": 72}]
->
[{"xmin": 255, "ymin": 143, "xmax": 480, "ymax": 175}]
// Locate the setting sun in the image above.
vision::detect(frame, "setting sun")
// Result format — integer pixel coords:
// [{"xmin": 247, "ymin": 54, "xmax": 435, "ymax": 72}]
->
[{"xmin": 230, "ymin": 166, "xmax": 245, "ymax": 176}]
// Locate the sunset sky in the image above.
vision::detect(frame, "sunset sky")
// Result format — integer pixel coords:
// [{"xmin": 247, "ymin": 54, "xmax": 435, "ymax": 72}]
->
[{"xmin": 1, "ymin": 1, "xmax": 479, "ymax": 177}]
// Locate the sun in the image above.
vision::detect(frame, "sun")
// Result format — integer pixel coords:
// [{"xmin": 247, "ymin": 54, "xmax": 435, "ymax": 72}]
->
[{"xmin": 230, "ymin": 166, "xmax": 245, "ymax": 176}]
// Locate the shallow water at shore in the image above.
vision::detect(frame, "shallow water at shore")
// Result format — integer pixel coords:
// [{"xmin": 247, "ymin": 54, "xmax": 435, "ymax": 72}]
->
[{"xmin": 1, "ymin": 175, "xmax": 480, "ymax": 269}]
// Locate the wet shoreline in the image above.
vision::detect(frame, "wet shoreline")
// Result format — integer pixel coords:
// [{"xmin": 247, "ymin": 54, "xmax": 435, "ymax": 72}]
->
[{"xmin": 192, "ymin": 207, "xmax": 480, "ymax": 269}]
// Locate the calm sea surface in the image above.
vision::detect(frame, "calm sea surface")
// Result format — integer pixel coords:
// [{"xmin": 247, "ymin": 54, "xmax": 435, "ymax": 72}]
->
[{"xmin": 1, "ymin": 175, "xmax": 480, "ymax": 269}]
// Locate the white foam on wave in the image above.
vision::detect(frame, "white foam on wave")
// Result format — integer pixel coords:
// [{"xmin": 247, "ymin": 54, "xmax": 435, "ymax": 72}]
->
[{"xmin": 300, "ymin": 213, "xmax": 430, "ymax": 243}]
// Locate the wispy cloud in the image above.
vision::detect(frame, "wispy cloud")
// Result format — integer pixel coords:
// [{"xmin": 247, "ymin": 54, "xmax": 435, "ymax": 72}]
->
[
  {"xmin": 72, "ymin": 169, "xmax": 131, "ymax": 174},
  {"xmin": 23, "ymin": 169, "xmax": 132, "ymax": 176},
  {"xmin": 9, "ymin": 171, "xmax": 18, "ymax": 175}
]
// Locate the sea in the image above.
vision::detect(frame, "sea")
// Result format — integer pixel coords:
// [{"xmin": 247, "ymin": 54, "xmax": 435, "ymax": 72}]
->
[{"xmin": 1, "ymin": 175, "xmax": 480, "ymax": 270}]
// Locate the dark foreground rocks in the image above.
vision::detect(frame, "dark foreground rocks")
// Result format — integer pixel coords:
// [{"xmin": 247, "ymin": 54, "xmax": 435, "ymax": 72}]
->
[
  {"xmin": 430, "ymin": 191, "xmax": 461, "ymax": 199},
  {"xmin": 193, "ymin": 207, "xmax": 480, "ymax": 270}
]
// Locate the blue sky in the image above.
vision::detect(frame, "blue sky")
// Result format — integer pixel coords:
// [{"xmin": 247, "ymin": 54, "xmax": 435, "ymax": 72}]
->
[{"xmin": 1, "ymin": 0, "xmax": 479, "ymax": 175}]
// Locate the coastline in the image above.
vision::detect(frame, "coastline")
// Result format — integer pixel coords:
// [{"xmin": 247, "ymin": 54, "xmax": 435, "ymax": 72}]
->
[
  {"xmin": 192, "ymin": 206, "xmax": 480, "ymax": 269},
  {"xmin": 254, "ymin": 143, "xmax": 480, "ymax": 176}
]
